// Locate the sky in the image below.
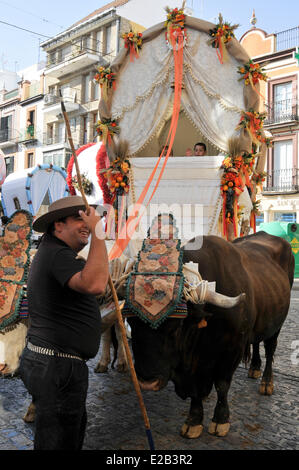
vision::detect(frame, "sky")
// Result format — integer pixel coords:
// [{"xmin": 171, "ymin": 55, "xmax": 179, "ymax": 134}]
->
[{"xmin": 0, "ymin": 0, "xmax": 299, "ymax": 72}]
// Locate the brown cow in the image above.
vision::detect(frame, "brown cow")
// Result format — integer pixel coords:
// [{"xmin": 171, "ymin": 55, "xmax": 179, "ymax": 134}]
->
[{"xmin": 126, "ymin": 232, "xmax": 294, "ymax": 438}]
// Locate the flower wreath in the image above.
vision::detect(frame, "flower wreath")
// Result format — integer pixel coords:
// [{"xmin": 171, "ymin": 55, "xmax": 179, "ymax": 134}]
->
[
  {"xmin": 71, "ymin": 173, "xmax": 93, "ymax": 196},
  {"xmin": 95, "ymin": 118, "xmax": 120, "ymax": 145},
  {"xmin": 94, "ymin": 66, "xmax": 117, "ymax": 102},
  {"xmin": 164, "ymin": 6, "xmax": 187, "ymax": 49},
  {"xmin": 66, "ymin": 143, "xmax": 96, "ymax": 196},
  {"xmin": 122, "ymin": 31, "xmax": 143, "ymax": 62},
  {"xmin": 208, "ymin": 14, "xmax": 239, "ymax": 64},
  {"xmin": 236, "ymin": 109, "xmax": 267, "ymax": 145}
]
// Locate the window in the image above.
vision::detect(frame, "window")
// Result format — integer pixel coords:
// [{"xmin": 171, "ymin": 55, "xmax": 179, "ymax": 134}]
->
[
  {"xmin": 274, "ymin": 212, "xmax": 296, "ymax": 223},
  {"xmin": 0, "ymin": 115, "xmax": 12, "ymax": 142},
  {"xmin": 83, "ymin": 75, "xmax": 89, "ymax": 102},
  {"xmin": 274, "ymin": 82, "xmax": 292, "ymax": 121},
  {"xmin": 57, "ymin": 122, "xmax": 65, "ymax": 143},
  {"xmin": 61, "ymin": 45, "xmax": 71, "ymax": 61},
  {"xmin": 94, "ymin": 81, "xmax": 100, "ymax": 101},
  {"xmin": 83, "ymin": 117, "xmax": 88, "ymax": 144},
  {"xmin": 26, "ymin": 152, "xmax": 34, "ymax": 168},
  {"xmin": 105, "ymin": 25, "xmax": 112, "ymax": 54},
  {"xmin": 268, "ymin": 75, "xmax": 297, "ymax": 124},
  {"xmin": 43, "ymin": 152, "xmax": 70, "ymax": 168},
  {"xmin": 96, "ymin": 30, "xmax": 102, "ymax": 53},
  {"xmin": 5, "ymin": 156, "xmax": 14, "ymax": 175},
  {"xmin": 256, "ymin": 213, "xmax": 264, "ymax": 227},
  {"xmin": 273, "ymin": 140, "xmax": 293, "ymax": 191},
  {"xmin": 26, "ymin": 110, "xmax": 35, "ymax": 138}
]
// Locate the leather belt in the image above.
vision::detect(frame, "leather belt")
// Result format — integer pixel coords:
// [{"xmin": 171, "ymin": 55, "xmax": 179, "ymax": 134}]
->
[{"xmin": 27, "ymin": 341, "xmax": 84, "ymax": 361}]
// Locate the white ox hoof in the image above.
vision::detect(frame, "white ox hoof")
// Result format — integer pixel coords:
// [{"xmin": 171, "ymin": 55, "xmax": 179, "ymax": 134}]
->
[
  {"xmin": 208, "ymin": 421, "xmax": 230, "ymax": 437},
  {"xmin": 180, "ymin": 423, "xmax": 203, "ymax": 439}
]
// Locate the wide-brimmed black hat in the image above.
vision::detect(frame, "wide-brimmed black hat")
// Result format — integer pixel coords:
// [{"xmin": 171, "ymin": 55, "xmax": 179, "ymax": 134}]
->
[{"xmin": 33, "ymin": 196, "xmax": 105, "ymax": 233}]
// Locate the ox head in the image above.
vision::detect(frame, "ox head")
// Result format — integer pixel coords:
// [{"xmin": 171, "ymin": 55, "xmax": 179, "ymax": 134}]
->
[{"xmin": 127, "ymin": 287, "xmax": 245, "ymax": 394}]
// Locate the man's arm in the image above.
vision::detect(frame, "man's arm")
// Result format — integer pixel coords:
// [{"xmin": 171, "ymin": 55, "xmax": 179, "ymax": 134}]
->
[{"xmin": 68, "ymin": 208, "xmax": 109, "ymax": 296}]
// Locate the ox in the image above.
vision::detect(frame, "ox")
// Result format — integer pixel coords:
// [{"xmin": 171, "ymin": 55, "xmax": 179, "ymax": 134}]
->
[{"xmin": 125, "ymin": 232, "xmax": 294, "ymax": 438}]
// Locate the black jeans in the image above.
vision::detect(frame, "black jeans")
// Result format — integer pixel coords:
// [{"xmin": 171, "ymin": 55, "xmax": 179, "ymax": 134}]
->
[{"xmin": 19, "ymin": 347, "xmax": 88, "ymax": 450}]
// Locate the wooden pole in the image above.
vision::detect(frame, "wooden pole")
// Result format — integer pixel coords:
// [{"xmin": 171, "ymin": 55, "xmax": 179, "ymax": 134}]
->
[{"xmin": 60, "ymin": 94, "xmax": 155, "ymax": 450}]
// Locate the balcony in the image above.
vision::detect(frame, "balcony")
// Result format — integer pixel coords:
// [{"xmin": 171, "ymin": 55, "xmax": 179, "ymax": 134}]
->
[
  {"xmin": 276, "ymin": 26, "xmax": 299, "ymax": 52},
  {"xmin": 263, "ymin": 168, "xmax": 299, "ymax": 194},
  {"xmin": 42, "ymin": 133, "xmax": 71, "ymax": 149},
  {"xmin": 17, "ymin": 126, "xmax": 38, "ymax": 145},
  {"xmin": 264, "ymin": 100, "xmax": 298, "ymax": 126},
  {"xmin": 43, "ymin": 93, "xmax": 81, "ymax": 117},
  {"xmin": 44, "ymin": 45, "xmax": 100, "ymax": 79},
  {"xmin": 0, "ymin": 128, "xmax": 18, "ymax": 148}
]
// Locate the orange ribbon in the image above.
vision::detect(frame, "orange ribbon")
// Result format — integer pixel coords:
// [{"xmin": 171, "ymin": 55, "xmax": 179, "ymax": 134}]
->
[{"xmin": 109, "ymin": 29, "xmax": 184, "ymax": 260}]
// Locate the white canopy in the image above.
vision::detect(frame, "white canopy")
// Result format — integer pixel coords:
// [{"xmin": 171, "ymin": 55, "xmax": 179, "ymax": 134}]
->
[
  {"xmin": 111, "ymin": 27, "xmax": 245, "ymax": 156},
  {"xmin": 1, "ymin": 164, "xmax": 69, "ymax": 217}
]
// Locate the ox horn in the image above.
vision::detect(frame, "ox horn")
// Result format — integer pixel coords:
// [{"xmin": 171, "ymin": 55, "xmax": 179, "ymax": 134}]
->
[{"xmin": 205, "ymin": 290, "xmax": 246, "ymax": 308}]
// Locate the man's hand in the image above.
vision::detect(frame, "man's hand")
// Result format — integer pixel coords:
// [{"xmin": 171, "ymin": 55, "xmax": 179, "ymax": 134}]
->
[{"xmin": 78, "ymin": 207, "xmax": 105, "ymax": 238}]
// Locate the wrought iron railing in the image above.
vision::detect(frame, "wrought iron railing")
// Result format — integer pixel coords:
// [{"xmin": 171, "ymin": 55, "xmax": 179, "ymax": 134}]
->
[
  {"xmin": 276, "ymin": 26, "xmax": 299, "ymax": 51},
  {"xmin": 263, "ymin": 168, "xmax": 299, "ymax": 193},
  {"xmin": 0, "ymin": 128, "xmax": 17, "ymax": 143},
  {"xmin": 265, "ymin": 99, "xmax": 298, "ymax": 125}
]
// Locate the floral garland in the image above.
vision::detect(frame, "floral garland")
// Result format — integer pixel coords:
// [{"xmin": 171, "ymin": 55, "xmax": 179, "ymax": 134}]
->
[
  {"xmin": 220, "ymin": 147, "xmax": 262, "ymax": 238},
  {"xmin": 238, "ymin": 60, "xmax": 268, "ymax": 86},
  {"xmin": 164, "ymin": 6, "xmax": 187, "ymax": 48},
  {"xmin": 208, "ymin": 14, "xmax": 239, "ymax": 64},
  {"xmin": 96, "ymin": 144, "xmax": 113, "ymax": 205},
  {"xmin": 236, "ymin": 109, "xmax": 267, "ymax": 145},
  {"xmin": 94, "ymin": 66, "xmax": 117, "ymax": 102},
  {"xmin": 71, "ymin": 173, "xmax": 93, "ymax": 196},
  {"xmin": 95, "ymin": 118, "xmax": 120, "ymax": 145},
  {"xmin": 66, "ymin": 143, "xmax": 96, "ymax": 196},
  {"xmin": 122, "ymin": 30, "xmax": 143, "ymax": 62},
  {"xmin": 251, "ymin": 171, "xmax": 267, "ymax": 190},
  {"xmin": 103, "ymin": 157, "xmax": 131, "ymax": 200}
]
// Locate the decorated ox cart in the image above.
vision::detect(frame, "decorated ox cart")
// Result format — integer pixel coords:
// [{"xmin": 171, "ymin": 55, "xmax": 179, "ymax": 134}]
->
[
  {"xmin": 64, "ymin": 6, "xmax": 271, "ymax": 381},
  {"xmin": 67, "ymin": 9, "xmax": 269, "ymax": 252},
  {"xmin": 0, "ymin": 6, "xmax": 281, "ymax": 445}
]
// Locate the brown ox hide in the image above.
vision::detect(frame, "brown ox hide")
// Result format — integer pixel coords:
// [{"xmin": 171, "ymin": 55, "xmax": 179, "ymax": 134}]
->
[
  {"xmin": 127, "ymin": 232, "xmax": 294, "ymax": 438},
  {"xmin": 94, "ymin": 321, "xmax": 129, "ymax": 373}
]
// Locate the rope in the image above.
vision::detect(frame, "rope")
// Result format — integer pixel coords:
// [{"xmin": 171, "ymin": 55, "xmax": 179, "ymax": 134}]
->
[
  {"xmin": 102, "ymin": 258, "xmax": 135, "ymax": 305},
  {"xmin": 182, "ymin": 264, "xmax": 209, "ymax": 304}
]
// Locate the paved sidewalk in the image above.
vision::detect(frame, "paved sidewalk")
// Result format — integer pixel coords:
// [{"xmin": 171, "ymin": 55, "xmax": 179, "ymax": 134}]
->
[{"xmin": 0, "ymin": 292, "xmax": 298, "ymax": 451}]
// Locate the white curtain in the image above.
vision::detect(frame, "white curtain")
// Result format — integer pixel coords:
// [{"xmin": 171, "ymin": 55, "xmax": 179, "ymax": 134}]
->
[
  {"xmin": 48, "ymin": 171, "xmax": 68, "ymax": 203},
  {"xmin": 30, "ymin": 169, "xmax": 54, "ymax": 214},
  {"xmin": 111, "ymin": 28, "xmax": 245, "ymax": 155}
]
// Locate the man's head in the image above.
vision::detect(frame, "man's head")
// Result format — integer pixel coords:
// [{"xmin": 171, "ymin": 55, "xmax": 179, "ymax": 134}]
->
[
  {"xmin": 159, "ymin": 145, "xmax": 173, "ymax": 157},
  {"xmin": 33, "ymin": 196, "xmax": 104, "ymax": 251},
  {"xmin": 194, "ymin": 142, "xmax": 206, "ymax": 156},
  {"xmin": 51, "ymin": 214, "xmax": 90, "ymax": 252}
]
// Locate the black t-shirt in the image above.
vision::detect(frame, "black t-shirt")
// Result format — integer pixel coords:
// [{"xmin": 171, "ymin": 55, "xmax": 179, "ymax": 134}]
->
[{"xmin": 27, "ymin": 233, "xmax": 101, "ymax": 359}]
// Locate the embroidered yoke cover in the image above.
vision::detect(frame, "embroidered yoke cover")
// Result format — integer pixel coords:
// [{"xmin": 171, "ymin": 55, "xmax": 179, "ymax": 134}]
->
[
  {"xmin": 124, "ymin": 214, "xmax": 187, "ymax": 329},
  {"xmin": 0, "ymin": 211, "xmax": 32, "ymax": 330}
]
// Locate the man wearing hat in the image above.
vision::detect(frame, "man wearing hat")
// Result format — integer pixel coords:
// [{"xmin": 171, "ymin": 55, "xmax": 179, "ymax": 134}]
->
[{"xmin": 19, "ymin": 196, "xmax": 109, "ymax": 450}]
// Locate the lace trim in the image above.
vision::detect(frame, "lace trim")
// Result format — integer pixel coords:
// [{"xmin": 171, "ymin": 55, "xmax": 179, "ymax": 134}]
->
[
  {"xmin": 112, "ymin": 62, "xmax": 174, "ymax": 121},
  {"xmin": 183, "ymin": 62, "xmax": 242, "ymax": 114}
]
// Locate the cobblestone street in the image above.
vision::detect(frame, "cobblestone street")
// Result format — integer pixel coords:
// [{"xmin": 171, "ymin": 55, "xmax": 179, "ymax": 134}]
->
[{"xmin": 0, "ymin": 290, "xmax": 298, "ymax": 452}]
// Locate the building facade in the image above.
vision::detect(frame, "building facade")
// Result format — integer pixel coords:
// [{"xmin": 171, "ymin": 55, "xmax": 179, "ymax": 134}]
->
[
  {"xmin": 241, "ymin": 24, "xmax": 299, "ymax": 225},
  {"xmin": 40, "ymin": 1, "xmax": 145, "ymax": 170}
]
